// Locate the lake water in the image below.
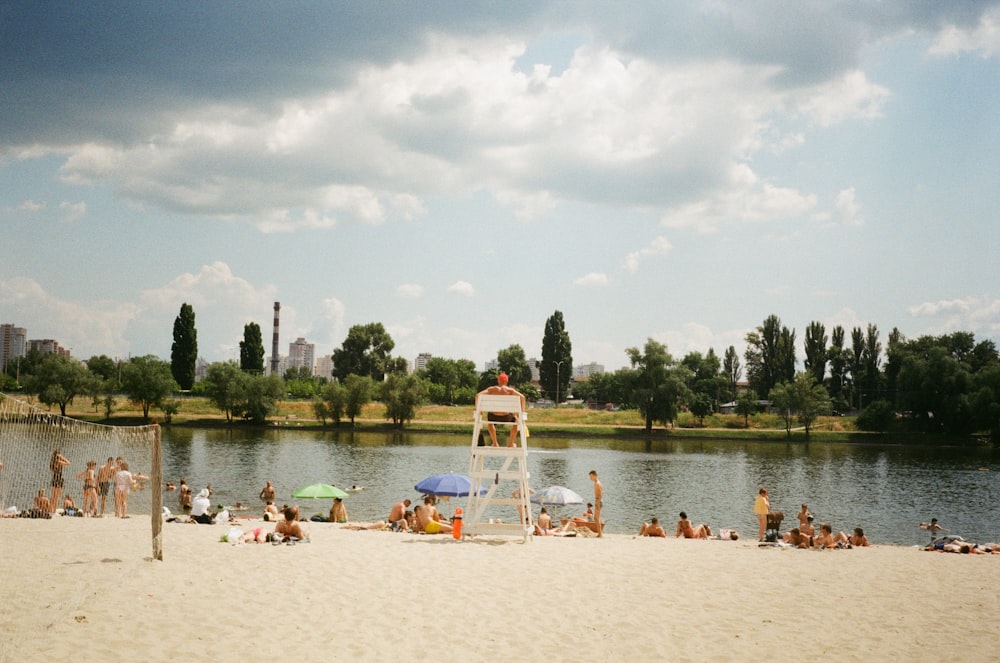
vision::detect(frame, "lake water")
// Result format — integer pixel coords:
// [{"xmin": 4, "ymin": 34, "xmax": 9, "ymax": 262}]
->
[
  {"xmin": 5, "ymin": 426, "xmax": 999, "ymax": 545},
  {"xmin": 157, "ymin": 428, "xmax": 1000, "ymax": 545}
]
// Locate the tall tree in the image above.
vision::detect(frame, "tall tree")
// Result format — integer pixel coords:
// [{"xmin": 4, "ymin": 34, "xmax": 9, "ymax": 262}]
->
[
  {"xmin": 540, "ymin": 310, "xmax": 573, "ymax": 403},
  {"xmin": 170, "ymin": 303, "xmax": 198, "ymax": 390},
  {"xmin": 120, "ymin": 355, "xmax": 179, "ymax": 420},
  {"xmin": 862, "ymin": 323, "xmax": 882, "ymax": 405},
  {"xmin": 884, "ymin": 327, "xmax": 905, "ymax": 407},
  {"xmin": 827, "ymin": 325, "xmax": 848, "ymax": 409},
  {"xmin": 625, "ymin": 338, "xmax": 686, "ymax": 432},
  {"xmin": 240, "ymin": 322, "xmax": 265, "ymax": 374},
  {"xmin": 849, "ymin": 326, "xmax": 865, "ymax": 409},
  {"xmin": 382, "ymin": 373, "xmax": 426, "ymax": 427},
  {"xmin": 496, "ymin": 344, "xmax": 532, "ymax": 387},
  {"xmin": 723, "ymin": 345, "xmax": 741, "ymax": 403},
  {"xmin": 332, "ymin": 322, "xmax": 394, "ymax": 382},
  {"xmin": 745, "ymin": 314, "xmax": 796, "ymax": 397},
  {"xmin": 803, "ymin": 321, "xmax": 828, "ymax": 387}
]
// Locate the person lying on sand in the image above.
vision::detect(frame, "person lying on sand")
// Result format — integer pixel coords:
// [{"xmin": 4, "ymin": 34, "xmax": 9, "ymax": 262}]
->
[
  {"xmin": 782, "ymin": 527, "xmax": 811, "ymax": 548},
  {"xmin": 639, "ymin": 517, "xmax": 667, "ymax": 537},
  {"xmin": 675, "ymin": 512, "xmax": 712, "ymax": 539},
  {"xmin": 849, "ymin": 528, "xmax": 870, "ymax": 547},
  {"xmin": 813, "ymin": 523, "xmax": 850, "ymax": 548},
  {"xmin": 275, "ymin": 506, "xmax": 310, "ymax": 540}
]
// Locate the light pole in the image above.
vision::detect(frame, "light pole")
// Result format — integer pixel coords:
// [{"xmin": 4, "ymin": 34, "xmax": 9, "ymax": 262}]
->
[{"xmin": 554, "ymin": 360, "xmax": 564, "ymax": 406}]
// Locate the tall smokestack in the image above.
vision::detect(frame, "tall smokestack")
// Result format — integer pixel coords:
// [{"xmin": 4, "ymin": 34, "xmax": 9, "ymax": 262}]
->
[{"xmin": 271, "ymin": 301, "xmax": 281, "ymax": 375}]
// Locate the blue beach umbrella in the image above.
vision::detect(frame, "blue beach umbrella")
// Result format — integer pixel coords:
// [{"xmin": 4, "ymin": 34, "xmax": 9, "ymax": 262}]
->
[{"xmin": 415, "ymin": 473, "xmax": 486, "ymax": 497}]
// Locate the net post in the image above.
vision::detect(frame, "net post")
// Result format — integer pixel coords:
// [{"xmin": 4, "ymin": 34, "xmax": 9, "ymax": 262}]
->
[{"xmin": 150, "ymin": 421, "xmax": 163, "ymax": 561}]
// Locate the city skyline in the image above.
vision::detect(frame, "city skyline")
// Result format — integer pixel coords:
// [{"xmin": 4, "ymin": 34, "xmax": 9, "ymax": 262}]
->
[{"xmin": 2, "ymin": 3, "xmax": 998, "ymax": 372}]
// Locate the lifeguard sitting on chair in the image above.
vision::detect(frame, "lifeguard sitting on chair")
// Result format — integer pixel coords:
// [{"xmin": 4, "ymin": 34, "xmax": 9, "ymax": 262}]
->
[{"xmin": 476, "ymin": 372, "xmax": 526, "ymax": 447}]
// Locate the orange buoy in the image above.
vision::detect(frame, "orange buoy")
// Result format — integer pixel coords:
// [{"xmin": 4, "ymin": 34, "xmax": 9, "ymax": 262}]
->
[{"xmin": 453, "ymin": 507, "xmax": 463, "ymax": 540}]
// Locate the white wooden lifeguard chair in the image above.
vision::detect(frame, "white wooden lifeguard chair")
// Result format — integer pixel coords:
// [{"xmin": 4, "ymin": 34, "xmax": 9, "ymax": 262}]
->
[{"xmin": 462, "ymin": 394, "xmax": 533, "ymax": 541}]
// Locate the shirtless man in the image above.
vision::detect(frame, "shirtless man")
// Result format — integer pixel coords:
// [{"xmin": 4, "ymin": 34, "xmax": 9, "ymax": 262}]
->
[
  {"xmin": 388, "ymin": 499, "xmax": 411, "ymax": 530},
  {"xmin": 534, "ymin": 507, "xmax": 554, "ymax": 535},
  {"xmin": 275, "ymin": 506, "xmax": 310, "ymax": 540},
  {"xmin": 414, "ymin": 504, "xmax": 452, "ymax": 534},
  {"xmin": 259, "ymin": 480, "xmax": 276, "ymax": 503},
  {"xmin": 96, "ymin": 457, "xmax": 116, "ymax": 516},
  {"xmin": 34, "ymin": 489, "xmax": 51, "ymax": 514},
  {"xmin": 782, "ymin": 527, "xmax": 811, "ymax": 548},
  {"xmin": 797, "ymin": 504, "xmax": 811, "ymax": 528},
  {"xmin": 849, "ymin": 527, "xmax": 870, "ymax": 547},
  {"xmin": 639, "ymin": 517, "xmax": 667, "ymax": 537},
  {"xmin": 590, "ymin": 470, "xmax": 603, "ymax": 537},
  {"xmin": 813, "ymin": 523, "xmax": 849, "ymax": 548},
  {"xmin": 675, "ymin": 512, "xmax": 711, "ymax": 539},
  {"xmin": 800, "ymin": 515, "xmax": 816, "ymax": 537},
  {"xmin": 476, "ymin": 372, "xmax": 526, "ymax": 447}
]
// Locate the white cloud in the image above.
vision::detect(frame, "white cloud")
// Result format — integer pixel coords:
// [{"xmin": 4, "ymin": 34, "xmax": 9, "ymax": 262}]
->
[
  {"xmin": 573, "ymin": 272, "xmax": 609, "ymax": 287},
  {"xmin": 797, "ymin": 70, "xmax": 890, "ymax": 127},
  {"xmin": 929, "ymin": 8, "xmax": 1000, "ymax": 58},
  {"xmin": 59, "ymin": 201, "xmax": 86, "ymax": 223},
  {"xmin": 447, "ymin": 280, "xmax": 475, "ymax": 297},
  {"xmin": 16, "ymin": 200, "xmax": 46, "ymax": 212},
  {"xmin": 623, "ymin": 235, "xmax": 672, "ymax": 273},
  {"xmin": 908, "ymin": 295, "xmax": 1000, "ymax": 334},
  {"xmin": 833, "ymin": 187, "xmax": 863, "ymax": 226},
  {"xmin": 396, "ymin": 283, "xmax": 424, "ymax": 298}
]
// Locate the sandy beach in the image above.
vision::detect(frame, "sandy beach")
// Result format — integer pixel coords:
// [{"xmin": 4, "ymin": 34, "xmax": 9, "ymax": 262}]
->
[{"xmin": 2, "ymin": 515, "xmax": 999, "ymax": 662}]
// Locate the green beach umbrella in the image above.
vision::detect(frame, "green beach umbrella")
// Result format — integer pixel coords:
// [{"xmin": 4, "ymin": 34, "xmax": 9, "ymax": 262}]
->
[{"xmin": 292, "ymin": 483, "xmax": 349, "ymax": 500}]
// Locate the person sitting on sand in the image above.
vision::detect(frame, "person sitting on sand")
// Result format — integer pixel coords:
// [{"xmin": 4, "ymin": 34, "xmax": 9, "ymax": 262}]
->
[
  {"xmin": 800, "ymin": 515, "xmax": 816, "ymax": 537},
  {"xmin": 639, "ymin": 517, "xmax": 667, "ymax": 537},
  {"xmin": 388, "ymin": 499, "xmax": 411, "ymax": 531},
  {"xmin": 534, "ymin": 507, "xmax": 555, "ymax": 536},
  {"xmin": 190, "ymin": 488, "xmax": 215, "ymax": 524},
  {"xmin": 62, "ymin": 495, "xmax": 79, "ymax": 516},
  {"xmin": 676, "ymin": 512, "xmax": 712, "ymax": 539},
  {"xmin": 415, "ymin": 504, "xmax": 452, "ymax": 534},
  {"xmin": 476, "ymin": 372, "xmax": 526, "ymax": 447},
  {"xmin": 34, "ymin": 489, "xmax": 52, "ymax": 514},
  {"xmin": 275, "ymin": 506, "xmax": 310, "ymax": 541},
  {"xmin": 328, "ymin": 498, "xmax": 348, "ymax": 524},
  {"xmin": 263, "ymin": 500, "xmax": 280, "ymax": 521},
  {"xmin": 813, "ymin": 523, "xmax": 849, "ymax": 548},
  {"xmin": 849, "ymin": 527, "xmax": 870, "ymax": 547},
  {"xmin": 782, "ymin": 527, "xmax": 811, "ymax": 548}
]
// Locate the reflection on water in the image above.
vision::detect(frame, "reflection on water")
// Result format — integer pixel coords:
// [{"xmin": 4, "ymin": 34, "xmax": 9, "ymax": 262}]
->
[{"xmin": 154, "ymin": 428, "xmax": 1000, "ymax": 545}]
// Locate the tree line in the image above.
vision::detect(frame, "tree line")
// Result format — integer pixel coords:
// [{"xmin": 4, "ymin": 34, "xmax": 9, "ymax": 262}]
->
[{"xmin": 3, "ymin": 305, "xmax": 998, "ymax": 441}]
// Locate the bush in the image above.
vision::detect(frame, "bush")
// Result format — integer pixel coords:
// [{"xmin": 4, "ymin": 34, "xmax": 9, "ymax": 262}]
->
[{"xmin": 856, "ymin": 400, "xmax": 894, "ymax": 432}]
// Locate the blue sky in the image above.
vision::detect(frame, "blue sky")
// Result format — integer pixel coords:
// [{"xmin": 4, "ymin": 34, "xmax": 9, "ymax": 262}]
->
[{"xmin": 2, "ymin": 2, "xmax": 998, "ymax": 373}]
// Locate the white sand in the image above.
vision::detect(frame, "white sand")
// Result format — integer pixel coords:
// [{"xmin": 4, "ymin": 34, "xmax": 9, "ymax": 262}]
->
[{"xmin": 2, "ymin": 515, "xmax": 999, "ymax": 662}]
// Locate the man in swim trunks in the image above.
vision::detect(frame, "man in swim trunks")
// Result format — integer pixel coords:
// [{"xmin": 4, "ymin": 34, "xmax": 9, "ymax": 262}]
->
[
  {"xmin": 639, "ymin": 517, "xmax": 667, "ymax": 537},
  {"xmin": 415, "ymin": 504, "xmax": 452, "ymax": 534},
  {"xmin": 96, "ymin": 457, "xmax": 115, "ymax": 516},
  {"xmin": 388, "ymin": 499, "xmax": 411, "ymax": 530},
  {"xmin": 476, "ymin": 373, "xmax": 526, "ymax": 447},
  {"xmin": 590, "ymin": 470, "xmax": 604, "ymax": 537}
]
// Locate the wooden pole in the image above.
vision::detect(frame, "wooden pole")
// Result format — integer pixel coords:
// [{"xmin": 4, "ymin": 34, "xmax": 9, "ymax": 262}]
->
[{"xmin": 150, "ymin": 421, "xmax": 163, "ymax": 561}]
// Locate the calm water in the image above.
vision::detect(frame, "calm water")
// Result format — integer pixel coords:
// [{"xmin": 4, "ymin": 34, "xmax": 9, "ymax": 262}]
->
[
  {"xmin": 155, "ymin": 428, "xmax": 1000, "ymax": 546},
  {"xmin": 4, "ymin": 426, "xmax": 998, "ymax": 545}
]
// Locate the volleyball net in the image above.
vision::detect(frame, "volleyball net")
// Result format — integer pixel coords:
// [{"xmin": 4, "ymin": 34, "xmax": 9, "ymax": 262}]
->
[{"xmin": 0, "ymin": 393, "xmax": 163, "ymax": 558}]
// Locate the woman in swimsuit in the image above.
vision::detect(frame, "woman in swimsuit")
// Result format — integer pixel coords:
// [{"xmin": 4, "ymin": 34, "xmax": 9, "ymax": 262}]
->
[
  {"xmin": 76, "ymin": 460, "xmax": 99, "ymax": 516},
  {"xmin": 113, "ymin": 461, "xmax": 134, "ymax": 518},
  {"xmin": 675, "ymin": 512, "xmax": 712, "ymax": 539},
  {"xmin": 49, "ymin": 449, "xmax": 70, "ymax": 514}
]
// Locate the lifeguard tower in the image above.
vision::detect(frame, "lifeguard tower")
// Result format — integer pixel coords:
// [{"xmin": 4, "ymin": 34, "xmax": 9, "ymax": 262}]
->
[{"xmin": 462, "ymin": 393, "xmax": 533, "ymax": 541}]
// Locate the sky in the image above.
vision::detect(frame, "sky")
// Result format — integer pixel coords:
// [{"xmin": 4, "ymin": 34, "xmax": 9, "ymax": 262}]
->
[{"xmin": 2, "ymin": 1, "xmax": 999, "ymax": 374}]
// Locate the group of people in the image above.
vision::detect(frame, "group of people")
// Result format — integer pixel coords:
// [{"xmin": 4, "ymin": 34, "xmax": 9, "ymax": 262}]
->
[
  {"xmin": 14, "ymin": 452, "xmax": 144, "ymax": 519},
  {"xmin": 638, "ymin": 513, "xmax": 738, "ymax": 540},
  {"xmin": 777, "ymin": 501, "xmax": 870, "ymax": 549}
]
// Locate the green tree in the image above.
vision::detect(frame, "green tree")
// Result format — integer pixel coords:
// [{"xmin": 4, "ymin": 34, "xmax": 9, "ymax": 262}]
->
[
  {"xmin": 827, "ymin": 325, "xmax": 848, "ymax": 410},
  {"xmin": 856, "ymin": 400, "xmax": 895, "ymax": 432},
  {"xmin": 803, "ymin": 321, "xmax": 828, "ymax": 387},
  {"xmin": 170, "ymin": 303, "xmax": 198, "ymax": 390},
  {"xmin": 849, "ymin": 326, "xmax": 865, "ymax": 410},
  {"xmin": 769, "ymin": 381, "xmax": 795, "ymax": 438},
  {"xmin": 735, "ymin": 389, "xmax": 758, "ymax": 428},
  {"xmin": 120, "ymin": 355, "xmax": 179, "ymax": 420},
  {"xmin": 625, "ymin": 338, "xmax": 686, "ymax": 432},
  {"xmin": 862, "ymin": 323, "xmax": 882, "ymax": 406},
  {"xmin": 87, "ymin": 354, "xmax": 120, "ymax": 420},
  {"xmin": 202, "ymin": 362, "xmax": 247, "ymax": 423},
  {"xmin": 689, "ymin": 393, "xmax": 713, "ymax": 426},
  {"xmin": 25, "ymin": 353, "xmax": 99, "ymax": 416},
  {"xmin": 315, "ymin": 381, "xmax": 348, "ymax": 425},
  {"xmin": 240, "ymin": 322, "xmax": 265, "ymax": 374},
  {"xmin": 419, "ymin": 357, "xmax": 478, "ymax": 404},
  {"xmin": 681, "ymin": 349, "xmax": 726, "ymax": 406},
  {"xmin": 241, "ymin": 374, "xmax": 284, "ymax": 424},
  {"xmin": 540, "ymin": 310, "xmax": 573, "ymax": 403},
  {"xmin": 496, "ymin": 344, "xmax": 531, "ymax": 387},
  {"xmin": 745, "ymin": 315, "xmax": 796, "ymax": 397},
  {"xmin": 884, "ymin": 327, "xmax": 905, "ymax": 407},
  {"xmin": 723, "ymin": 345, "xmax": 741, "ymax": 403},
  {"xmin": 791, "ymin": 372, "xmax": 832, "ymax": 439},
  {"xmin": 344, "ymin": 374, "xmax": 375, "ymax": 425},
  {"xmin": 382, "ymin": 373, "xmax": 426, "ymax": 427},
  {"xmin": 332, "ymin": 323, "xmax": 394, "ymax": 382}
]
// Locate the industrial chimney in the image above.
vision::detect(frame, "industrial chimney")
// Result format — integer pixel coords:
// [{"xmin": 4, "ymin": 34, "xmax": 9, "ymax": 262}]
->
[{"xmin": 271, "ymin": 302, "xmax": 281, "ymax": 375}]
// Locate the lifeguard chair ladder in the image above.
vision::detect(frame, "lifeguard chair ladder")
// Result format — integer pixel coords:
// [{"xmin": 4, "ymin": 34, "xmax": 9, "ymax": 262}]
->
[{"xmin": 462, "ymin": 394, "xmax": 532, "ymax": 542}]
